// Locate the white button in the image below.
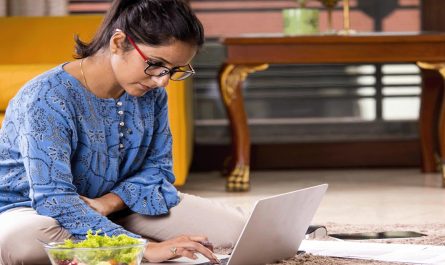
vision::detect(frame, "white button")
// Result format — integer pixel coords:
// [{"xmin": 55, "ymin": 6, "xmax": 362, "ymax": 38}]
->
[
  {"xmin": 119, "ymin": 144, "xmax": 124, "ymax": 149},
  {"xmin": 119, "ymin": 132, "xmax": 124, "ymax": 138},
  {"xmin": 119, "ymin": 122, "xmax": 125, "ymax": 127},
  {"xmin": 116, "ymin": 101, "xmax": 123, "ymax": 107},
  {"xmin": 118, "ymin": 110, "xmax": 124, "ymax": 115}
]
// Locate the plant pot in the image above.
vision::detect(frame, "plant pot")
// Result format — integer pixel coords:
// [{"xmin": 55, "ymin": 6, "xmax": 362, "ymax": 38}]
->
[{"xmin": 282, "ymin": 8, "xmax": 319, "ymax": 35}]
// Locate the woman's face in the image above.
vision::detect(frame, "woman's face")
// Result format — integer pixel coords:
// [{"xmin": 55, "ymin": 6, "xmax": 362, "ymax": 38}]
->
[{"xmin": 110, "ymin": 34, "xmax": 198, "ymax": 97}]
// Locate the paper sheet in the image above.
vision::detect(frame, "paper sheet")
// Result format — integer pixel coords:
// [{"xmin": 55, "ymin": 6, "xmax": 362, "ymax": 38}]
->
[{"xmin": 300, "ymin": 240, "xmax": 445, "ymax": 264}]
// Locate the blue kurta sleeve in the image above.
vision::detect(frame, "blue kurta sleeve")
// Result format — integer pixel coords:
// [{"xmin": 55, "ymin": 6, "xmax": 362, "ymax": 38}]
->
[
  {"xmin": 18, "ymin": 82, "xmax": 138, "ymax": 239},
  {"xmin": 111, "ymin": 88, "xmax": 180, "ymax": 216}
]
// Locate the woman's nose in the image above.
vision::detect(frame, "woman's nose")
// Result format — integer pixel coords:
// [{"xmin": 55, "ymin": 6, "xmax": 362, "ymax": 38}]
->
[{"xmin": 151, "ymin": 74, "xmax": 170, "ymax": 88}]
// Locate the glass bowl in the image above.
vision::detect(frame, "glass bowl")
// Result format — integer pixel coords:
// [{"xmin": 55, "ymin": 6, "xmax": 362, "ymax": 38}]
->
[{"xmin": 44, "ymin": 238, "xmax": 147, "ymax": 265}]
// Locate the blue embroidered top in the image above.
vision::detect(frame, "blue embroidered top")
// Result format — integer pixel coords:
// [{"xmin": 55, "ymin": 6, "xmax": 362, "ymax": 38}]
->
[{"xmin": 0, "ymin": 64, "xmax": 180, "ymax": 238}]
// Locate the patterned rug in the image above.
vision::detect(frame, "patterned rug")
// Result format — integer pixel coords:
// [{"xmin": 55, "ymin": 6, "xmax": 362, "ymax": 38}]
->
[{"xmin": 263, "ymin": 223, "xmax": 445, "ymax": 265}]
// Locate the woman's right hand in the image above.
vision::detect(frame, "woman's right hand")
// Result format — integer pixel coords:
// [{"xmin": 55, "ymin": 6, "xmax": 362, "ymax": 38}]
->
[{"xmin": 144, "ymin": 235, "xmax": 220, "ymax": 264}]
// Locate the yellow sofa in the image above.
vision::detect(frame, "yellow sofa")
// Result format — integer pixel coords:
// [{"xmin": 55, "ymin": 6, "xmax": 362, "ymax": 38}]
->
[{"xmin": 0, "ymin": 16, "xmax": 193, "ymax": 185}]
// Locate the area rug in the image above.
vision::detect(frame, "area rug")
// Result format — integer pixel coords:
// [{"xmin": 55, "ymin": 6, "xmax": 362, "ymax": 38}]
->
[
  {"xmin": 143, "ymin": 223, "xmax": 445, "ymax": 264},
  {"xmin": 263, "ymin": 223, "xmax": 445, "ymax": 265}
]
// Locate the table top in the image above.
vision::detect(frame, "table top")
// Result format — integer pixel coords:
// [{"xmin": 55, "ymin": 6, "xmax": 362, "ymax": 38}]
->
[
  {"xmin": 221, "ymin": 32, "xmax": 445, "ymax": 64},
  {"xmin": 223, "ymin": 32, "xmax": 445, "ymax": 44}
]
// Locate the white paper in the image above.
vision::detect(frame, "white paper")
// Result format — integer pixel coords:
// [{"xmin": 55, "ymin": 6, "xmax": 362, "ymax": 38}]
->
[
  {"xmin": 300, "ymin": 240, "xmax": 445, "ymax": 264},
  {"xmin": 142, "ymin": 253, "xmax": 230, "ymax": 265}
]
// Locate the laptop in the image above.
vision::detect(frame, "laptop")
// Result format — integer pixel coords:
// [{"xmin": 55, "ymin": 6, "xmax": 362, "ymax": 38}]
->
[{"xmin": 148, "ymin": 184, "xmax": 328, "ymax": 265}]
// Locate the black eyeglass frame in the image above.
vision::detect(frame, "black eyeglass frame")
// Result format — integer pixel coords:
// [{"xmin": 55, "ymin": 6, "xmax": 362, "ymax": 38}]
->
[{"xmin": 126, "ymin": 34, "xmax": 195, "ymax": 81}]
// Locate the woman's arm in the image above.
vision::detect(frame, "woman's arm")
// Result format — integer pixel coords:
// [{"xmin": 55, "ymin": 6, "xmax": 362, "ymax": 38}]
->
[{"xmin": 17, "ymin": 83, "xmax": 137, "ymax": 239}]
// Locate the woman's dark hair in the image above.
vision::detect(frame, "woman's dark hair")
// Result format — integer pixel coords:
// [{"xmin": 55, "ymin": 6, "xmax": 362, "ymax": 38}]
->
[{"xmin": 75, "ymin": 0, "xmax": 204, "ymax": 58}]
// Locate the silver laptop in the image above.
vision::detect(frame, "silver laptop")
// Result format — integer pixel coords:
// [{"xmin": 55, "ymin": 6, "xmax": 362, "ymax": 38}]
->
[{"xmin": 149, "ymin": 184, "xmax": 328, "ymax": 265}]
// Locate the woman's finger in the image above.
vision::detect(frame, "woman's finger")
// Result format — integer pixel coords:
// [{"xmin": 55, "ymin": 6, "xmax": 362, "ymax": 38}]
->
[
  {"xmin": 178, "ymin": 235, "xmax": 214, "ymax": 250},
  {"xmin": 176, "ymin": 248, "xmax": 198, "ymax": 260},
  {"xmin": 187, "ymin": 235, "xmax": 208, "ymax": 242},
  {"xmin": 175, "ymin": 241, "xmax": 219, "ymax": 263}
]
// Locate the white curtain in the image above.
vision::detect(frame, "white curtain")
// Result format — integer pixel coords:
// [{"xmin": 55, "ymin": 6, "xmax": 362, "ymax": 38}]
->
[{"xmin": 2, "ymin": 0, "xmax": 68, "ymax": 16}]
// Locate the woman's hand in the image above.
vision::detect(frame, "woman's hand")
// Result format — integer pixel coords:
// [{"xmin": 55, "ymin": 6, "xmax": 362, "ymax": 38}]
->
[
  {"xmin": 144, "ymin": 235, "xmax": 220, "ymax": 264},
  {"xmin": 79, "ymin": 193, "xmax": 126, "ymax": 216},
  {"xmin": 79, "ymin": 196, "xmax": 109, "ymax": 216}
]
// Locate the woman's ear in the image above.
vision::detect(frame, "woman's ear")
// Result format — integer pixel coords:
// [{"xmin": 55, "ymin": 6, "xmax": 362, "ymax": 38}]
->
[{"xmin": 109, "ymin": 30, "xmax": 126, "ymax": 55}]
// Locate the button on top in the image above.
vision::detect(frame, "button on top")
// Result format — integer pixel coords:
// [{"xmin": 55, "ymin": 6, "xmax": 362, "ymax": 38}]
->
[
  {"xmin": 116, "ymin": 101, "xmax": 123, "ymax": 107},
  {"xmin": 119, "ymin": 121, "xmax": 125, "ymax": 127},
  {"xmin": 119, "ymin": 143, "xmax": 124, "ymax": 149},
  {"xmin": 118, "ymin": 110, "xmax": 124, "ymax": 115}
]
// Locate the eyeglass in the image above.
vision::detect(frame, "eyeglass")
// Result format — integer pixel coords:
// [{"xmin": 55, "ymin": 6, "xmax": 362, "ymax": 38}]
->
[{"xmin": 126, "ymin": 35, "xmax": 195, "ymax": 81}]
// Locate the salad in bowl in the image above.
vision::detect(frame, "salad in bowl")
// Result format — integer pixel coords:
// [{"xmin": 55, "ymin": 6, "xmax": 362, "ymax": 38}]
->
[{"xmin": 44, "ymin": 230, "xmax": 147, "ymax": 265}]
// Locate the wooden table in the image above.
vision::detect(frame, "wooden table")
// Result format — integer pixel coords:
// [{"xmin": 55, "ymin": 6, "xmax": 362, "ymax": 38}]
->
[{"xmin": 218, "ymin": 33, "xmax": 445, "ymax": 191}]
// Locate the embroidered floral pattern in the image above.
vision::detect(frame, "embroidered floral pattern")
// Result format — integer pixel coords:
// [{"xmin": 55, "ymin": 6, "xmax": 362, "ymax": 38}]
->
[{"xmin": 0, "ymin": 65, "xmax": 179, "ymax": 239}]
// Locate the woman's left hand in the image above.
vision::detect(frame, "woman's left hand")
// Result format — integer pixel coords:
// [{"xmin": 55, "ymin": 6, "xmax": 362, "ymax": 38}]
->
[
  {"xmin": 80, "ymin": 195, "xmax": 109, "ymax": 216},
  {"xmin": 80, "ymin": 193, "xmax": 127, "ymax": 216}
]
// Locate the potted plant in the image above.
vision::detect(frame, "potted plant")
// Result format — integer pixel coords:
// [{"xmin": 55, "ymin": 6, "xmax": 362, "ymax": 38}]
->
[{"xmin": 283, "ymin": 0, "xmax": 320, "ymax": 35}]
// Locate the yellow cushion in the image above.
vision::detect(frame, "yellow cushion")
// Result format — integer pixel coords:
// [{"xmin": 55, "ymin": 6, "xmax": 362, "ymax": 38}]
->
[
  {"xmin": 0, "ymin": 16, "xmax": 102, "ymax": 64},
  {"xmin": 166, "ymin": 79, "xmax": 194, "ymax": 186},
  {"xmin": 0, "ymin": 64, "xmax": 57, "ymax": 111}
]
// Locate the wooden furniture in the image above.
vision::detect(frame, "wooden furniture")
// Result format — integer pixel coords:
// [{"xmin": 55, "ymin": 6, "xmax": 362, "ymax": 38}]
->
[{"xmin": 219, "ymin": 33, "xmax": 445, "ymax": 191}]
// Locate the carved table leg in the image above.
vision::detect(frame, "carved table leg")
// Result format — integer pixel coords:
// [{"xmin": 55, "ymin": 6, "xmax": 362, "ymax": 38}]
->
[
  {"xmin": 218, "ymin": 63, "xmax": 268, "ymax": 192},
  {"xmin": 436, "ymin": 68, "xmax": 445, "ymax": 187},
  {"xmin": 417, "ymin": 62, "xmax": 444, "ymax": 173},
  {"xmin": 417, "ymin": 62, "xmax": 445, "ymax": 185}
]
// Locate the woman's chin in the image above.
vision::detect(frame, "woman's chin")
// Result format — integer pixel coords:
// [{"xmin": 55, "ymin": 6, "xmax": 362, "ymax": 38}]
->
[{"xmin": 127, "ymin": 86, "xmax": 155, "ymax": 97}]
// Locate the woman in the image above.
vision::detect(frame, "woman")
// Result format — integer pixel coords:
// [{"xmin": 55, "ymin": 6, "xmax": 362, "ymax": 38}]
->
[{"xmin": 0, "ymin": 0, "xmax": 246, "ymax": 264}]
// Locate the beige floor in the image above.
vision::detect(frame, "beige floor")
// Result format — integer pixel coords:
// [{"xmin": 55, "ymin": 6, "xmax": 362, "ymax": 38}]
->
[{"xmin": 178, "ymin": 168, "xmax": 445, "ymax": 225}]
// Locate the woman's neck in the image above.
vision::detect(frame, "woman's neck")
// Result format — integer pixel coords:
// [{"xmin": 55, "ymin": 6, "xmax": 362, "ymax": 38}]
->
[{"xmin": 79, "ymin": 52, "xmax": 125, "ymax": 99}]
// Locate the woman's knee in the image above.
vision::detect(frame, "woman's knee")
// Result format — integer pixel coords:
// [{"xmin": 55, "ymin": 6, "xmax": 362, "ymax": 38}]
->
[
  {"xmin": 173, "ymin": 193, "xmax": 249, "ymax": 247},
  {"xmin": 0, "ymin": 208, "xmax": 71, "ymax": 265}
]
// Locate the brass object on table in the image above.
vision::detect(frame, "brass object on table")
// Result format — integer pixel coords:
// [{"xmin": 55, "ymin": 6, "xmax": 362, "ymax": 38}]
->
[
  {"xmin": 317, "ymin": 0, "xmax": 340, "ymax": 33},
  {"xmin": 342, "ymin": 0, "xmax": 351, "ymax": 34}
]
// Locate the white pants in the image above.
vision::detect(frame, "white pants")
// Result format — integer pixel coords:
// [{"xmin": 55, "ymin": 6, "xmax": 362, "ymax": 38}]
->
[{"xmin": 0, "ymin": 193, "xmax": 248, "ymax": 265}]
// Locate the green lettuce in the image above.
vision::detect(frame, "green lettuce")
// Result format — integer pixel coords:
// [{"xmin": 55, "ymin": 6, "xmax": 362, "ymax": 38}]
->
[{"xmin": 47, "ymin": 230, "xmax": 144, "ymax": 265}]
